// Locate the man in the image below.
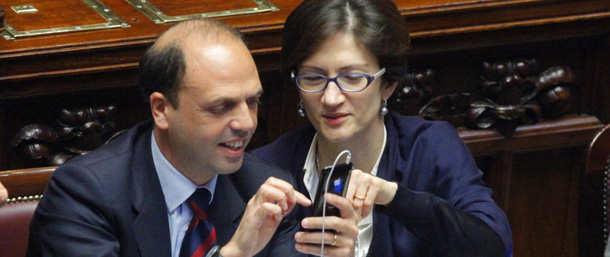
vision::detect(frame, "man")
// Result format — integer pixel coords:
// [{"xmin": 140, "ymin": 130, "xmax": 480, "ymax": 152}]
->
[
  {"xmin": 0, "ymin": 181, "xmax": 7, "ymax": 206},
  {"xmin": 26, "ymin": 19, "xmax": 312, "ymax": 257}
]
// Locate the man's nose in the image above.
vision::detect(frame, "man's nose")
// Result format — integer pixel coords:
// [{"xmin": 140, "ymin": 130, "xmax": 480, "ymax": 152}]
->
[{"xmin": 230, "ymin": 103, "xmax": 256, "ymax": 132}]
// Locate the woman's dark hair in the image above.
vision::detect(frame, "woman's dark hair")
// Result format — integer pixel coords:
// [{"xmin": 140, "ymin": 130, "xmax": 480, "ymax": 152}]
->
[{"xmin": 282, "ymin": 0, "xmax": 410, "ymax": 87}]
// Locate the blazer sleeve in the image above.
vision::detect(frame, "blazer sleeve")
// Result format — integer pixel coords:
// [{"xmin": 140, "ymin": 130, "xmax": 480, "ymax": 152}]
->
[
  {"xmin": 377, "ymin": 122, "xmax": 512, "ymax": 257},
  {"xmin": 27, "ymin": 163, "xmax": 120, "ymax": 257},
  {"xmin": 377, "ymin": 185, "xmax": 507, "ymax": 256},
  {"xmin": 261, "ymin": 206, "xmax": 307, "ymax": 257}
]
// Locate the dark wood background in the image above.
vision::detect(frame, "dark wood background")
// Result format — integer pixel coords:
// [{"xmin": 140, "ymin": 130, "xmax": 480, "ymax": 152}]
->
[{"xmin": 1, "ymin": 0, "xmax": 610, "ymax": 256}]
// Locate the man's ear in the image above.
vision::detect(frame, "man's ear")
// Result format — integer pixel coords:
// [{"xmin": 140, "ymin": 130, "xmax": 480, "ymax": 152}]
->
[{"xmin": 150, "ymin": 92, "xmax": 170, "ymax": 130}]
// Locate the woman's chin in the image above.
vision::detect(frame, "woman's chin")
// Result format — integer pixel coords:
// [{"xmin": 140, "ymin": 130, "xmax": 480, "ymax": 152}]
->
[{"xmin": 319, "ymin": 129, "xmax": 354, "ymax": 144}]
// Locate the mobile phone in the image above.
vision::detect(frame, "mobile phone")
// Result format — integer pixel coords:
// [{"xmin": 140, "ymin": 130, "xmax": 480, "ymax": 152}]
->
[{"xmin": 310, "ymin": 162, "xmax": 353, "ymax": 217}]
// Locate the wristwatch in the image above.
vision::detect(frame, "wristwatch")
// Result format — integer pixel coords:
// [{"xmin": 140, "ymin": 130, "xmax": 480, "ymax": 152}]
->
[{"xmin": 205, "ymin": 245, "xmax": 223, "ymax": 257}]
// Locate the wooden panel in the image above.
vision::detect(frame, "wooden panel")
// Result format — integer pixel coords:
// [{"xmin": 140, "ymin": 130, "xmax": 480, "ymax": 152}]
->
[
  {"xmin": 0, "ymin": 0, "xmax": 608, "ymax": 78},
  {"xmin": 510, "ymin": 148, "xmax": 581, "ymax": 257},
  {"xmin": 580, "ymin": 169, "xmax": 606, "ymax": 257},
  {"xmin": 594, "ymin": 36, "xmax": 610, "ymax": 123},
  {"xmin": 149, "ymin": 0, "xmax": 258, "ymax": 16},
  {"xmin": 404, "ymin": 0, "xmax": 610, "ymax": 37},
  {"xmin": 1, "ymin": 0, "xmax": 108, "ymax": 31}
]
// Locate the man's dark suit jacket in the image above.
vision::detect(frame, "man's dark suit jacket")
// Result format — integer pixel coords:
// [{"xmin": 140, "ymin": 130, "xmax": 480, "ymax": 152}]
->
[{"xmin": 26, "ymin": 121, "xmax": 303, "ymax": 257}]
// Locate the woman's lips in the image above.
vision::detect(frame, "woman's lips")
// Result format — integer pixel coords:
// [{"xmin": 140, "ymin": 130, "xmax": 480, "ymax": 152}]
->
[{"xmin": 322, "ymin": 113, "xmax": 348, "ymax": 126}]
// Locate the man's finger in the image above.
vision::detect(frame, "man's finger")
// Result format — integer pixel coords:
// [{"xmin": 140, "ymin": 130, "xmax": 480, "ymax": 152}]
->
[
  {"xmin": 301, "ymin": 216, "xmax": 342, "ymax": 231},
  {"xmin": 295, "ymin": 191, "xmax": 312, "ymax": 206},
  {"xmin": 263, "ymin": 177, "xmax": 297, "ymax": 205},
  {"xmin": 257, "ymin": 184, "xmax": 289, "ymax": 212},
  {"xmin": 295, "ymin": 231, "xmax": 338, "ymax": 245}
]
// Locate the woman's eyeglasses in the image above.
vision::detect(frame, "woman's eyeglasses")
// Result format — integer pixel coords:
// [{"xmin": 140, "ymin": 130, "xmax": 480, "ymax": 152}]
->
[{"xmin": 291, "ymin": 68, "xmax": 386, "ymax": 93}]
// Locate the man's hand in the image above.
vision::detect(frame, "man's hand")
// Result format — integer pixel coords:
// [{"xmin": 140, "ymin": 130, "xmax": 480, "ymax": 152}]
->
[
  {"xmin": 221, "ymin": 177, "xmax": 311, "ymax": 257},
  {"xmin": 0, "ymin": 181, "xmax": 7, "ymax": 206},
  {"xmin": 294, "ymin": 193, "xmax": 359, "ymax": 257}
]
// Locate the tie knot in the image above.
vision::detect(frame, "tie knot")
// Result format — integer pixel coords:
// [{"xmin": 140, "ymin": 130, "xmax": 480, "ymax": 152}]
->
[{"xmin": 187, "ymin": 188, "xmax": 211, "ymax": 220}]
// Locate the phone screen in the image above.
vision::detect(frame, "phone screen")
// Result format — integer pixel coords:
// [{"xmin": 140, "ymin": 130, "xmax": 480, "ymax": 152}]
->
[{"xmin": 310, "ymin": 162, "xmax": 353, "ymax": 217}]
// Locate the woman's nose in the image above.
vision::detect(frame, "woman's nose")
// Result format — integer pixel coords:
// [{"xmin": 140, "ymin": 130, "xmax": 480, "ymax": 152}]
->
[{"xmin": 321, "ymin": 80, "xmax": 346, "ymax": 107}]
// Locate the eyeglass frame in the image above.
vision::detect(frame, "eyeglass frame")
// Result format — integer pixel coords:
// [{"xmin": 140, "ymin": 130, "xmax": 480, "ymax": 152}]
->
[{"xmin": 290, "ymin": 68, "xmax": 386, "ymax": 93}]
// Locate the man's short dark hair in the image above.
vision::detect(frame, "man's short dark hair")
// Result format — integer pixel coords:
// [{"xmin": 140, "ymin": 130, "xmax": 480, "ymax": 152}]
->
[{"xmin": 138, "ymin": 19, "xmax": 243, "ymax": 108}]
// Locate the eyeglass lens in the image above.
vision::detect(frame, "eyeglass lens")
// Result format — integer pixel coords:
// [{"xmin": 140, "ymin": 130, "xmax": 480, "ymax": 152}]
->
[{"xmin": 296, "ymin": 74, "xmax": 369, "ymax": 92}]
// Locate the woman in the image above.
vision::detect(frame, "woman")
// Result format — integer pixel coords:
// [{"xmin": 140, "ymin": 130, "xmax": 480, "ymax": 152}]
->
[{"xmin": 254, "ymin": 0, "xmax": 513, "ymax": 256}]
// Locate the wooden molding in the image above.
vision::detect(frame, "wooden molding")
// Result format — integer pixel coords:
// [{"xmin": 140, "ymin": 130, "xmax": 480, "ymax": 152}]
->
[
  {"xmin": 10, "ymin": 105, "xmax": 123, "ymax": 167},
  {"xmin": 395, "ymin": 58, "xmax": 578, "ymax": 137},
  {"xmin": 0, "ymin": 166, "xmax": 55, "ymax": 199},
  {"xmin": 461, "ymin": 115, "xmax": 603, "ymax": 155},
  {"xmin": 0, "ymin": 6, "xmax": 4, "ymax": 34}
]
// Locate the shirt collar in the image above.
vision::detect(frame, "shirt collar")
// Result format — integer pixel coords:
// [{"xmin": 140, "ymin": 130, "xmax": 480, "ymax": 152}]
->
[
  {"xmin": 151, "ymin": 133, "xmax": 217, "ymax": 213},
  {"xmin": 302, "ymin": 126, "xmax": 387, "ymax": 257},
  {"xmin": 302, "ymin": 133, "xmax": 319, "ymax": 200},
  {"xmin": 302, "ymin": 125, "xmax": 387, "ymax": 200}
]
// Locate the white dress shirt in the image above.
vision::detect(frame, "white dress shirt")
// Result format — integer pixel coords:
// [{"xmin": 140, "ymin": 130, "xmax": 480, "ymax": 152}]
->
[
  {"xmin": 151, "ymin": 133, "xmax": 218, "ymax": 257},
  {"xmin": 302, "ymin": 127, "xmax": 387, "ymax": 257}
]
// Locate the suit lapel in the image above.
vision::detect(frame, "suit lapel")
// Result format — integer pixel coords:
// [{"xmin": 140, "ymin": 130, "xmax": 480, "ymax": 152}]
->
[
  {"xmin": 208, "ymin": 174, "xmax": 245, "ymax": 245},
  {"xmin": 129, "ymin": 127, "xmax": 172, "ymax": 257}
]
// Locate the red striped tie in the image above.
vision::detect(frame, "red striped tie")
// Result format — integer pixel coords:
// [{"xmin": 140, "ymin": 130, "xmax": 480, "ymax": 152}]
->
[{"xmin": 179, "ymin": 188, "xmax": 217, "ymax": 257}]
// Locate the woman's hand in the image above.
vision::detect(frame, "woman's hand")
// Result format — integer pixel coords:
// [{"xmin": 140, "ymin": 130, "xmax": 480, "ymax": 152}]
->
[
  {"xmin": 294, "ymin": 193, "xmax": 359, "ymax": 257},
  {"xmin": 345, "ymin": 169, "xmax": 398, "ymax": 219}
]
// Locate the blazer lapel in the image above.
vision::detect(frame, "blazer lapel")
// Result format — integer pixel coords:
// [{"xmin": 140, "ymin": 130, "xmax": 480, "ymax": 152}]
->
[
  {"xmin": 368, "ymin": 114, "xmax": 401, "ymax": 257},
  {"xmin": 208, "ymin": 174, "xmax": 246, "ymax": 245},
  {"xmin": 130, "ymin": 127, "xmax": 172, "ymax": 257}
]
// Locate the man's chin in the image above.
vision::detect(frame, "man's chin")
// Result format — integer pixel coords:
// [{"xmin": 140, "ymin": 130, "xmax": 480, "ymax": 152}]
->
[{"xmin": 216, "ymin": 156, "xmax": 244, "ymax": 174}]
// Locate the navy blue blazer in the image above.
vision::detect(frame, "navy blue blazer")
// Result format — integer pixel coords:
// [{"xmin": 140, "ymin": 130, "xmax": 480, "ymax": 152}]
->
[
  {"xmin": 253, "ymin": 112, "xmax": 513, "ymax": 257},
  {"xmin": 27, "ymin": 121, "xmax": 303, "ymax": 257}
]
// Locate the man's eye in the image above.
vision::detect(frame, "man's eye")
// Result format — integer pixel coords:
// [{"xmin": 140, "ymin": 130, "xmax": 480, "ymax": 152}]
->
[
  {"xmin": 210, "ymin": 106, "xmax": 225, "ymax": 114},
  {"xmin": 247, "ymin": 98, "xmax": 261, "ymax": 107},
  {"xmin": 210, "ymin": 103, "xmax": 232, "ymax": 114}
]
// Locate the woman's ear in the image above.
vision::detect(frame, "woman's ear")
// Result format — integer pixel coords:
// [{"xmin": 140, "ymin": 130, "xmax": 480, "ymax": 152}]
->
[
  {"xmin": 383, "ymin": 81, "xmax": 399, "ymax": 100},
  {"xmin": 150, "ymin": 92, "xmax": 170, "ymax": 130}
]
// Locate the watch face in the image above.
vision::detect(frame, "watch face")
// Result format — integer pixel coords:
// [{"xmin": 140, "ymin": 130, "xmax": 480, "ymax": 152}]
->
[
  {"xmin": 207, "ymin": 246, "xmax": 221, "ymax": 257},
  {"xmin": 212, "ymin": 248, "xmax": 223, "ymax": 257}
]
